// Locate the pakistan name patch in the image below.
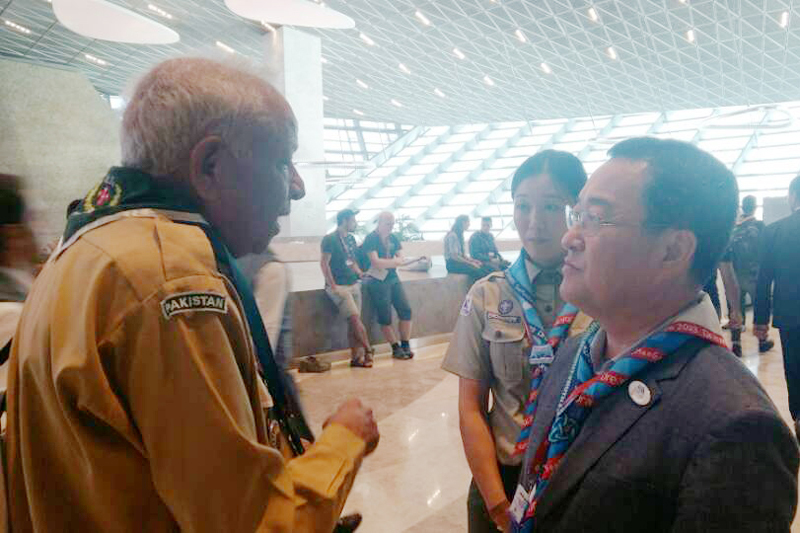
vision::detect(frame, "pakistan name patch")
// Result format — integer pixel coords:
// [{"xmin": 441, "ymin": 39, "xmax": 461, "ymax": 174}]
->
[{"xmin": 161, "ymin": 291, "xmax": 228, "ymax": 319}]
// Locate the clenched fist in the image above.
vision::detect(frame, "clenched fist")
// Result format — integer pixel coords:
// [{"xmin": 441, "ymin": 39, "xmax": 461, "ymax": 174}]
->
[{"xmin": 324, "ymin": 398, "xmax": 380, "ymax": 455}]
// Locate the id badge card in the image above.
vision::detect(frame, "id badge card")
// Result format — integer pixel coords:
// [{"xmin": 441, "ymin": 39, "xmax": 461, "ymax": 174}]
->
[
  {"xmin": 529, "ymin": 344, "xmax": 554, "ymax": 366},
  {"xmin": 509, "ymin": 484, "xmax": 531, "ymax": 524}
]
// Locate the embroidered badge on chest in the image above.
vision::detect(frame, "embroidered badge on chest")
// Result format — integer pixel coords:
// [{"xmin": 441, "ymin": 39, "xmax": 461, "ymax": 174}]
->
[
  {"xmin": 498, "ymin": 299, "xmax": 514, "ymax": 315},
  {"xmin": 161, "ymin": 291, "xmax": 228, "ymax": 319},
  {"xmin": 487, "ymin": 312, "xmax": 522, "ymax": 324}
]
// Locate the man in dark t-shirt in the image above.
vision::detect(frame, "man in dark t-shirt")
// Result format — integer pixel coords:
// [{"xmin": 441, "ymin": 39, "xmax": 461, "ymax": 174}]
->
[
  {"xmin": 468, "ymin": 216, "xmax": 510, "ymax": 271},
  {"xmin": 362, "ymin": 211, "xmax": 414, "ymax": 359},
  {"xmin": 320, "ymin": 209, "xmax": 374, "ymax": 367}
]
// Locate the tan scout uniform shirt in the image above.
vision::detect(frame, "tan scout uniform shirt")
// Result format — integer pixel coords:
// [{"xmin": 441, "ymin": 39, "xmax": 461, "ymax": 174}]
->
[
  {"xmin": 5, "ymin": 211, "xmax": 365, "ymax": 533},
  {"xmin": 442, "ymin": 263, "xmax": 592, "ymax": 465}
]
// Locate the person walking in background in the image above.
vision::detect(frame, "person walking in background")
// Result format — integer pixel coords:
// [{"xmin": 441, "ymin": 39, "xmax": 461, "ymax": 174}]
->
[
  {"xmin": 238, "ymin": 153, "xmax": 330, "ymax": 377},
  {"xmin": 716, "ymin": 258, "xmax": 744, "ymax": 356},
  {"xmin": 727, "ymin": 195, "xmax": 775, "ymax": 351},
  {"xmin": 0, "ymin": 173, "xmax": 36, "ymax": 388},
  {"xmin": 444, "ymin": 215, "xmax": 495, "ymax": 283},
  {"xmin": 755, "ymin": 176, "xmax": 800, "ymax": 420},
  {"xmin": 469, "ymin": 216, "xmax": 511, "ymax": 272},
  {"xmin": 362, "ymin": 211, "xmax": 415, "ymax": 360},
  {"xmin": 442, "ymin": 150, "xmax": 593, "ymax": 533},
  {"xmin": 240, "ymin": 246, "xmax": 331, "ymax": 378},
  {"xmin": 321, "ymin": 209, "xmax": 374, "ymax": 368},
  {"xmin": 0, "ymin": 174, "xmax": 35, "ymax": 305}
]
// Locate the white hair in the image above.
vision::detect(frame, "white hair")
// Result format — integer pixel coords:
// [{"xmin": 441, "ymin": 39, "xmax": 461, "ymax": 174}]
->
[
  {"xmin": 377, "ymin": 211, "xmax": 395, "ymax": 224},
  {"xmin": 120, "ymin": 57, "xmax": 290, "ymax": 175}
]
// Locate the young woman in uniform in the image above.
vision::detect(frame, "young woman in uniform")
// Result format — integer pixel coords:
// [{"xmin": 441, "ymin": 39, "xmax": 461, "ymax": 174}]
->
[{"xmin": 442, "ymin": 150, "xmax": 592, "ymax": 532}]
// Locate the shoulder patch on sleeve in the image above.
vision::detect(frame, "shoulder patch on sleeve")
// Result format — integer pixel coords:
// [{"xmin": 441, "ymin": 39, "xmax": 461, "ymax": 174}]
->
[
  {"xmin": 161, "ymin": 291, "xmax": 228, "ymax": 319},
  {"xmin": 460, "ymin": 294, "xmax": 474, "ymax": 316}
]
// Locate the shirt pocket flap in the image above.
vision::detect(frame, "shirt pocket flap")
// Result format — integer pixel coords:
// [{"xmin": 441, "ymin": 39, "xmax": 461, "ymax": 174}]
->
[{"xmin": 481, "ymin": 318, "xmax": 525, "ymax": 343}]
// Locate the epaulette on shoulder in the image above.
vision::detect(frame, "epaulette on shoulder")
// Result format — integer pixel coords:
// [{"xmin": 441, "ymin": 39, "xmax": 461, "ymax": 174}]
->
[{"xmin": 486, "ymin": 271, "xmax": 506, "ymax": 282}]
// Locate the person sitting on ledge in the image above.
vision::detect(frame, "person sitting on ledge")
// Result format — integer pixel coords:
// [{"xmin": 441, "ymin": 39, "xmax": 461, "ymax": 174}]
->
[
  {"xmin": 444, "ymin": 215, "xmax": 495, "ymax": 284},
  {"xmin": 469, "ymin": 215, "xmax": 511, "ymax": 272},
  {"xmin": 321, "ymin": 208, "xmax": 375, "ymax": 368}
]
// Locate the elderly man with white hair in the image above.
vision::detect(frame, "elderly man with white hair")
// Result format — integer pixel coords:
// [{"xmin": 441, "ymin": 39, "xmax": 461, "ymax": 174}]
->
[
  {"xmin": 361, "ymin": 211, "xmax": 415, "ymax": 359},
  {"xmin": 4, "ymin": 57, "xmax": 379, "ymax": 532}
]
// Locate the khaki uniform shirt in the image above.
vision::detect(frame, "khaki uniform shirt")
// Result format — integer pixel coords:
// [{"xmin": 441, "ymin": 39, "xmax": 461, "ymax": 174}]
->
[
  {"xmin": 442, "ymin": 263, "xmax": 592, "ymax": 465},
  {"xmin": 5, "ymin": 210, "xmax": 365, "ymax": 533}
]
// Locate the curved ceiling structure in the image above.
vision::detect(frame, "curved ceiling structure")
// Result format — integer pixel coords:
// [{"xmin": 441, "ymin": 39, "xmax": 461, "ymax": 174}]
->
[
  {"xmin": 51, "ymin": 0, "xmax": 179, "ymax": 44},
  {"xmin": 224, "ymin": 0, "xmax": 354, "ymax": 29},
  {"xmin": 2, "ymin": 0, "xmax": 800, "ymax": 124}
]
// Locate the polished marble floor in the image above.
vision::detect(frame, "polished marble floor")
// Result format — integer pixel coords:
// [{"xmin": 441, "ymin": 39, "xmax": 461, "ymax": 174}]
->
[{"xmin": 295, "ymin": 320, "xmax": 798, "ymax": 533}]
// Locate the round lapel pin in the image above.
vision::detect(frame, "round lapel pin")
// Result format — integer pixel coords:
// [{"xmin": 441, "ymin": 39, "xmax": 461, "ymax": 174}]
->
[{"xmin": 628, "ymin": 380, "xmax": 652, "ymax": 407}]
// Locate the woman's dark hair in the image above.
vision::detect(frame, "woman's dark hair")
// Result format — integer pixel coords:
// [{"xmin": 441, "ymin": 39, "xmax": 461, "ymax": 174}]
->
[
  {"xmin": 451, "ymin": 214, "xmax": 470, "ymax": 234},
  {"xmin": 450, "ymin": 214, "xmax": 470, "ymax": 253},
  {"xmin": 510, "ymin": 149, "xmax": 588, "ymax": 202}
]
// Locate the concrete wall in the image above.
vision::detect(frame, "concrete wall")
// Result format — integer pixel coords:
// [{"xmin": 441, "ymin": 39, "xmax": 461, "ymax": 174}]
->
[
  {"xmin": 291, "ymin": 272, "xmax": 472, "ymax": 359},
  {"xmin": 0, "ymin": 59, "xmax": 120, "ymax": 246},
  {"xmin": 271, "ymin": 237, "xmax": 523, "ymax": 264}
]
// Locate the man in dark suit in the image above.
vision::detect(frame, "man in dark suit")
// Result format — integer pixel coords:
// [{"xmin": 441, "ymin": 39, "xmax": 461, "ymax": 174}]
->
[
  {"xmin": 755, "ymin": 176, "xmax": 800, "ymax": 420},
  {"xmin": 509, "ymin": 138, "xmax": 798, "ymax": 533}
]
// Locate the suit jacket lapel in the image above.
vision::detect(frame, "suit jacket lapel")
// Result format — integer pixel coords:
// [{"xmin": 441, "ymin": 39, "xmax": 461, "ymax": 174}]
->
[{"xmin": 533, "ymin": 339, "xmax": 701, "ymax": 521}]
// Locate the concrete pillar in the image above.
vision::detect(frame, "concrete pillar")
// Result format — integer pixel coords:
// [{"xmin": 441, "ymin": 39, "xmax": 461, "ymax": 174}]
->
[
  {"xmin": 0, "ymin": 59, "xmax": 120, "ymax": 246},
  {"xmin": 263, "ymin": 27, "xmax": 326, "ymax": 239}
]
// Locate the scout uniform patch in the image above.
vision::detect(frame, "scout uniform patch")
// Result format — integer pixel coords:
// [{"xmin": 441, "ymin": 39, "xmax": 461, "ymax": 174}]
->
[
  {"xmin": 83, "ymin": 181, "xmax": 122, "ymax": 212},
  {"xmin": 498, "ymin": 299, "xmax": 514, "ymax": 315},
  {"xmin": 460, "ymin": 294, "xmax": 473, "ymax": 316},
  {"xmin": 161, "ymin": 291, "xmax": 228, "ymax": 319}
]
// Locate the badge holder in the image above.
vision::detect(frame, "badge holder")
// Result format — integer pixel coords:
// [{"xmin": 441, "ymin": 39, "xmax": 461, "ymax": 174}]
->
[{"xmin": 509, "ymin": 484, "xmax": 533, "ymax": 524}]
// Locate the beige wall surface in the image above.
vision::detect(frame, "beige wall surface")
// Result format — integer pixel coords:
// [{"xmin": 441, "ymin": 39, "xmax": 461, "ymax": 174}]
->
[
  {"xmin": 0, "ymin": 59, "xmax": 120, "ymax": 246},
  {"xmin": 270, "ymin": 238, "xmax": 523, "ymax": 264}
]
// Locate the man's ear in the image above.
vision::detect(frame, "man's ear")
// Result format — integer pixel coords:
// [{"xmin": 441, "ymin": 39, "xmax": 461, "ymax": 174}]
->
[
  {"xmin": 661, "ymin": 229, "xmax": 697, "ymax": 272},
  {"xmin": 188, "ymin": 136, "xmax": 224, "ymax": 203}
]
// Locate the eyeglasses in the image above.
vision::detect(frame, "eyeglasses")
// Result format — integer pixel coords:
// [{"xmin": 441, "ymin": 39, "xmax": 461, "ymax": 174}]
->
[{"xmin": 566, "ymin": 208, "xmax": 669, "ymax": 233}]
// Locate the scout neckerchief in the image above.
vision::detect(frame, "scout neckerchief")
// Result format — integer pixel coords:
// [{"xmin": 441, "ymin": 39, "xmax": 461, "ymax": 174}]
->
[
  {"xmin": 63, "ymin": 167, "xmax": 313, "ymax": 456},
  {"xmin": 510, "ymin": 299, "xmax": 727, "ymax": 532},
  {"xmin": 505, "ymin": 252, "xmax": 579, "ymax": 457}
]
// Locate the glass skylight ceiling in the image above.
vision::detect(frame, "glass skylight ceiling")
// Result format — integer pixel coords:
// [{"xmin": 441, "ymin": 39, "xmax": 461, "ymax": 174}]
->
[{"xmin": 325, "ymin": 102, "xmax": 800, "ymax": 241}]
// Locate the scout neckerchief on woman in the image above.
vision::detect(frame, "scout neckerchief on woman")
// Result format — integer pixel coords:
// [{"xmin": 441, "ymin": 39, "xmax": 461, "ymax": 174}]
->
[
  {"xmin": 505, "ymin": 252, "xmax": 579, "ymax": 457},
  {"xmin": 63, "ymin": 167, "xmax": 313, "ymax": 456},
  {"xmin": 510, "ymin": 308, "xmax": 727, "ymax": 532}
]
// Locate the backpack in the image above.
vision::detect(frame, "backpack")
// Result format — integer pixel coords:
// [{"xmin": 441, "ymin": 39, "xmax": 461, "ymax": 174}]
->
[{"xmin": 729, "ymin": 219, "xmax": 762, "ymax": 277}]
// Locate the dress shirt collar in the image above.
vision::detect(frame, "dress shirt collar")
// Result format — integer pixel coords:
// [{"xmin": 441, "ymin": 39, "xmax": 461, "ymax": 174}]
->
[
  {"xmin": 524, "ymin": 255, "xmax": 563, "ymax": 286},
  {"xmin": 589, "ymin": 292, "xmax": 721, "ymax": 372}
]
